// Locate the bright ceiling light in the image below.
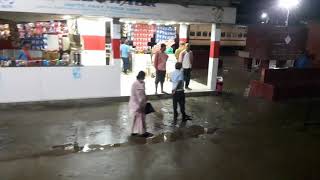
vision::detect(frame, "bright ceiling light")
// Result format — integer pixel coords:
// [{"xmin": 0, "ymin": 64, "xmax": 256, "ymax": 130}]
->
[
  {"xmin": 261, "ymin": 12, "xmax": 268, "ymax": 19},
  {"xmin": 278, "ymin": 0, "xmax": 300, "ymax": 9},
  {"xmin": 99, "ymin": 17, "xmax": 113, "ymax": 22},
  {"xmin": 62, "ymin": 15, "xmax": 72, "ymax": 20}
]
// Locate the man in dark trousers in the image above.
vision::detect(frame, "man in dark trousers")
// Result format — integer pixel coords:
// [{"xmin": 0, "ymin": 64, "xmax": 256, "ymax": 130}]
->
[
  {"xmin": 120, "ymin": 40, "xmax": 131, "ymax": 74},
  {"xmin": 154, "ymin": 43, "xmax": 168, "ymax": 94},
  {"xmin": 179, "ymin": 43, "xmax": 193, "ymax": 90},
  {"xmin": 170, "ymin": 62, "xmax": 192, "ymax": 123}
]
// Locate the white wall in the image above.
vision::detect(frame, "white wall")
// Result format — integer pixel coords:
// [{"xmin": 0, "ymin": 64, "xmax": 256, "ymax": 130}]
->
[
  {"xmin": 81, "ymin": 51, "xmax": 107, "ymax": 66},
  {"xmin": 0, "ymin": 66, "xmax": 121, "ymax": 103},
  {"xmin": 77, "ymin": 18, "xmax": 107, "ymax": 66},
  {"xmin": 77, "ymin": 18, "xmax": 106, "ymax": 36}
]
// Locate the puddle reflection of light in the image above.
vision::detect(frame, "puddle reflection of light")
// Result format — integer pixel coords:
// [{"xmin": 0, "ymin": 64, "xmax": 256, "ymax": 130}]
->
[
  {"xmin": 163, "ymin": 134, "xmax": 168, "ymax": 142},
  {"xmin": 82, "ymin": 144, "xmax": 91, "ymax": 152},
  {"xmin": 204, "ymin": 128, "xmax": 208, "ymax": 134},
  {"xmin": 161, "ymin": 108, "xmax": 169, "ymax": 113}
]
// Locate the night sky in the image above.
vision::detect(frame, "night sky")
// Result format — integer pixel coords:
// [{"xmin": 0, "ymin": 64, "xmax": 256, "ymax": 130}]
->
[{"xmin": 237, "ymin": 0, "xmax": 320, "ymax": 24}]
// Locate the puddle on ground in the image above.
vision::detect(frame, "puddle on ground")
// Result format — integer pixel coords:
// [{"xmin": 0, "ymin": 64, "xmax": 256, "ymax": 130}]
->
[
  {"xmin": 50, "ymin": 125, "xmax": 219, "ymax": 154},
  {"xmin": 0, "ymin": 125, "xmax": 219, "ymax": 162}
]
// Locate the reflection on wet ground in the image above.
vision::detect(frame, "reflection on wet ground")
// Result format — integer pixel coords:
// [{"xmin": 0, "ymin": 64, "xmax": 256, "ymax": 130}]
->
[
  {"xmin": 0, "ymin": 125, "xmax": 219, "ymax": 162},
  {"xmin": 79, "ymin": 125, "xmax": 218, "ymax": 152},
  {"xmin": 1, "ymin": 91, "xmax": 318, "ymax": 162}
]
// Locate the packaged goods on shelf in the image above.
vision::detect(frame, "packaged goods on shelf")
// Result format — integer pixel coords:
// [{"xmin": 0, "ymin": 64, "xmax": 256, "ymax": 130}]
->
[{"xmin": 156, "ymin": 25, "xmax": 176, "ymax": 43}]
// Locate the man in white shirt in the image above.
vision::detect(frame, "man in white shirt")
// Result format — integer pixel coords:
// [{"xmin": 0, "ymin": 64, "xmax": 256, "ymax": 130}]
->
[
  {"xmin": 171, "ymin": 62, "xmax": 192, "ymax": 123},
  {"xmin": 179, "ymin": 44, "xmax": 193, "ymax": 90}
]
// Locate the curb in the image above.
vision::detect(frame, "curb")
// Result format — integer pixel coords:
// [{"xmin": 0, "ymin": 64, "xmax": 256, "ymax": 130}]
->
[{"xmin": 0, "ymin": 91, "xmax": 217, "ymax": 110}]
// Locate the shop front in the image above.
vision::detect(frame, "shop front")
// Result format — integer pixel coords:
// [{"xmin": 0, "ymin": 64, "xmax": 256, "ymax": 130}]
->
[
  {"xmin": 0, "ymin": 0, "xmax": 236, "ymax": 103},
  {"xmin": 118, "ymin": 19, "xmax": 212, "ymax": 95}
]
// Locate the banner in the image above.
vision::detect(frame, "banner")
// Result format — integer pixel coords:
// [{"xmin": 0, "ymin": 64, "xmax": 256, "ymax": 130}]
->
[{"xmin": 0, "ymin": 0, "xmax": 236, "ymax": 24}]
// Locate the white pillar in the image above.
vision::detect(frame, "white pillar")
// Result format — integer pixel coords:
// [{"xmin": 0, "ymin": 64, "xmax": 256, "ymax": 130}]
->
[
  {"xmin": 179, "ymin": 24, "xmax": 188, "ymax": 43},
  {"xmin": 111, "ymin": 18, "xmax": 121, "ymax": 67},
  {"xmin": 207, "ymin": 24, "xmax": 221, "ymax": 90},
  {"xmin": 77, "ymin": 18, "xmax": 106, "ymax": 66}
]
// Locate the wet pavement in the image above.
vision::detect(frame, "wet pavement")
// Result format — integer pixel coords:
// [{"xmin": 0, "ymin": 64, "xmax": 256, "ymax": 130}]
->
[
  {"xmin": 1, "ymin": 94, "xmax": 320, "ymax": 179},
  {"xmin": 1, "ymin": 56, "xmax": 320, "ymax": 179},
  {"xmin": 0, "ymin": 96, "xmax": 236, "ymax": 162}
]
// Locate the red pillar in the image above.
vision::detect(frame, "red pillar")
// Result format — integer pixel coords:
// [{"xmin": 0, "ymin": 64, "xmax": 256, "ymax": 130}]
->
[
  {"xmin": 111, "ymin": 18, "xmax": 121, "ymax": 66},
  {"xmin": 179, "ymin": 24, "xmax": 188, "ymax": 43},
  {"xmin": 207, "ymin": 24, "xmax": 221, "ymax": 90}
]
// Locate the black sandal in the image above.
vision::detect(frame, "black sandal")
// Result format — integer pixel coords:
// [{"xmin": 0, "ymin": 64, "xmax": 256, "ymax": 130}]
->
[{"xmin": 141, "ymin": 132, "xmax": 154, "ymax": 138}]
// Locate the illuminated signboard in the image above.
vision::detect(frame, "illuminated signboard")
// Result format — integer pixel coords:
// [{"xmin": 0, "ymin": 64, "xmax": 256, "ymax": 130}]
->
[{"xmin": 74, "ymin": 0, "xmax": 159, "ymax": 6}]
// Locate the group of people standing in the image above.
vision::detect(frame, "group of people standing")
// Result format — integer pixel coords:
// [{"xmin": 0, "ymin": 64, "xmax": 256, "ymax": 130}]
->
[
  {"xmin": 129, "ymin": 42, "xmax": 193, "ymax": 137},
  {"xmin": 154, "ymin": 42, "xmax": 193, "ymax": 94}
]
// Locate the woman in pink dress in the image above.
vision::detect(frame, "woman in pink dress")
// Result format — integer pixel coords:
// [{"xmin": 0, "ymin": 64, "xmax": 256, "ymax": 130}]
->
[{"xmin": 129, "ymin": 71, "xmax": 151, "ymax": 137}]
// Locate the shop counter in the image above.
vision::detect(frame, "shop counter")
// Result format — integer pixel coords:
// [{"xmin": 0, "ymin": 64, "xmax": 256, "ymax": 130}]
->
[{"xmin": 0, "ymin": 66, "xmax": 121, "ymax": 103}]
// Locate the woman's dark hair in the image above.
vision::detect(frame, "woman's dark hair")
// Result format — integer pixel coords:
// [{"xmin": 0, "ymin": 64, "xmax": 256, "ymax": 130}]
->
[{"xmin": 137, "ymin": 71, "xmax": 146, "ymax": 80}]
